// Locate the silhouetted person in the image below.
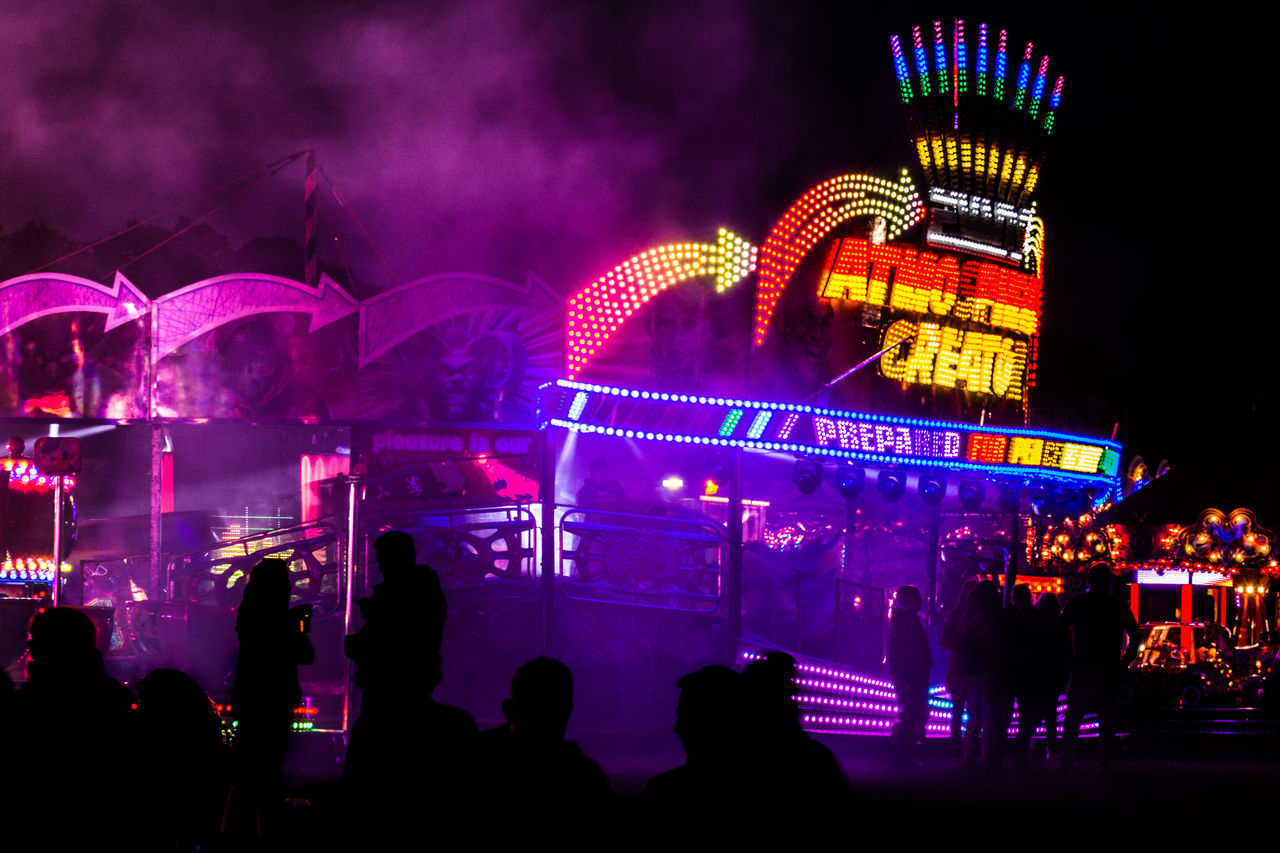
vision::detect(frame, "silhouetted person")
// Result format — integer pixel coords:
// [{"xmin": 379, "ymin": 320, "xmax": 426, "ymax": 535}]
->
[
  {"xmin": 889, "ymin": 586, "xmax": 932, "ymax": 766},
  {"xmin": 1008, "ymin": 584, "xmax": 1042, "ymax": 768},
  {"xmin": 941, "ymin": 579, "xmax": 979, "ymax": 764},
  {"xmin": 345, "ymin": 530, "xmax": 446, "ymax": 693},
  {"xmin": 1263, "ymin": 633, "xmax": 1280, "ymax": 704},
  {"xmin": 1030, "ymin": 592, "xmax": 1066, "ymax": 759},
  {"xmin": 344, "ymin": 530, "xmax": 450, "ymax": 777},
  {"xmin": 10, "ymin": 607, "xmax": 132, "ymax": 842},
  {"xmin": 135, "ymin": 668, "xmax": 232, "ymax": 848},
  {"xmin": 645, "ymin": 666, "xmax": 750, "ymax": 808},
  {"xmin": 0, "ymin": 667, "xmax": 12, "ymax": 721},
  {"xmin": 343, "ymin": 531, "xmax": 475, "ymax": 838},
  {"xmin": 576, "ymin": 458, "xmax": 627, "ymax": 512},
  {"xmin": 743, "ymin": 651, "xmax": 851, "ymax": 802},
  {"xmin": 481, "ymin": 657, "xmax": 610, "ymax": 813},
  {"xmin": 223, "ymin": 558, "xmax": 315, "ymax": 843},
  {"xmin": 959, "ymin": 581, "xmax": 1008, "ymax": 767},
  {"xmin": 1059, "ymin": 562, "xmax": 1140, "ymax": 769}
]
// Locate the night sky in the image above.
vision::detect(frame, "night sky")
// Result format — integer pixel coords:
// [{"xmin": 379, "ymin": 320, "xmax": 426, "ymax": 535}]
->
[{"xmin": 0, "ymin": 3, "xmax": 1265, "ymax": 508}]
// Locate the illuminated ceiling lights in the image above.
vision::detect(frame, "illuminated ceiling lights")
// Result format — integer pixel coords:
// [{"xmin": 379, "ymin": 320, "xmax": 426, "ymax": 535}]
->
[
  {"xmin": 958, "ymin": 480, "xmax": 985, "ymax": 511},
  {"xmin": 1, "ymin": 458, "xmax": 77, "ymax": 490},
  {"xmin": 753, "ymin": 172, "xmax": 923, "ymax": 345},
  {"xmin": 0, "ymin": 557, "xmax": 68, "ymax": 583},
  {"xmin": 565, "ymin": 228, "xmax": 756, "ymax": 379},
  {"xmin": 794, "ymin": 460, "xmax": 823, "ymax": 495},
  {"xmin": 877, "ymin": 470, "xmax": 906, "ymax": 502},
  {"xmin": 918, "ymin": 473, "xmax": 946, "ymax": 506},
  {"xmin": 836, "ymin": 466, "xmax": 865, "ymax": 500}
]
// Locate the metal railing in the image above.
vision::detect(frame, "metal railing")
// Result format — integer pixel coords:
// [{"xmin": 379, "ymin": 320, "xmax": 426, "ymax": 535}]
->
[
  {"xmin": 558, "ymin": 507, "xmax": 723, "ymax": 612},
  {"xmin": 362, "ymin": 505, "xmax": 538, "ymax": 592},
  {"xmin": 166, "ymin": 518, "xmax": 343, "ymax": 612}
]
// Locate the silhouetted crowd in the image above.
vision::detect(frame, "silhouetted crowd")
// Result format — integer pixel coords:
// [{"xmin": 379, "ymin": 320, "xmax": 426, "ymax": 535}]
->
[
  {"xmin": 0, "ymin": 533, "xmax": 1142, "ymax": 850},
  {"xmin": 892, "ymin": 561, "xmax": 1139, "ymax": 771}
]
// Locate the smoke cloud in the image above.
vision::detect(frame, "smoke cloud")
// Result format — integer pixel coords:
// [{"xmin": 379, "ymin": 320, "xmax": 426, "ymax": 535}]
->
[{"xmin": 0, "ymin": 0, "xmax": 877, "ymax": 292}]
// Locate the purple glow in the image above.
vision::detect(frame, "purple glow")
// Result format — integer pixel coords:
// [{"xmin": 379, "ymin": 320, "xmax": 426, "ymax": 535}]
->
[
  {"xmin": 154, "ymin": 272, "xmax": 357, "ymax": 357},
  {"xmin": 0, "ymin": 272, "xmax": 148, "ymax": 337},
  {"xmin": 745, "ymin": 645, "xmax": 1098, "ymax": 739}
]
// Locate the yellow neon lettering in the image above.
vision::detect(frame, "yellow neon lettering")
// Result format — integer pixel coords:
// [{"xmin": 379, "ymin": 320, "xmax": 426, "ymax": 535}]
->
[
  {"xmin": 1061, "ymin": 444, "xmax": 1105, "ymax": 473},
  {"xmin": 866, "ymin": 244, "xmax": 898, "ymax": 306},
  {"xmin": 992, "ymin": 339, "xmax": 1026, "ymax": 399},
  {"xmin": 879, "ymin": 320, "xmax": 916, "ymax": 381},
  {"xmin": 880, "ymin": 322, "xmax": 1025, "ymax": 401},
  {"xmin": 901, "ymin": 323, "xmax": 944, "ymax": 384},
  {"xmin": 1009, "ymin": 436, "xmax": 1044, "ymax": 466},
  {"xmin": 934, "ymin": 326, "xmax": 963, "ymax": 387},
  {"xmin": 956, "ymin": 332, "xmax": 988, "ymax": 393}
]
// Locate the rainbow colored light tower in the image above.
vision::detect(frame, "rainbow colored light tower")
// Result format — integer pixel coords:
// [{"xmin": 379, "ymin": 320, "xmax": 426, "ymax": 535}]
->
[{"xmin": 888, "ymin": 19, "xmax": 1064, "ymax": 407}]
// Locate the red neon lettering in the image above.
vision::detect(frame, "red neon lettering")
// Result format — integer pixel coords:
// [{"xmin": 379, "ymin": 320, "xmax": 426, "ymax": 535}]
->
[{"xmin": 966, "ymin": 434, "xmax": 1007, "ymax": 464}]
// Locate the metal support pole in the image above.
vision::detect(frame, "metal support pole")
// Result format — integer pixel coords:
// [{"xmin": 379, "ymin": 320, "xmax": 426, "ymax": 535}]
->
[
  {"xmin": 51, "ymin": 475, "xmax": 63, "ymax": 607},
  {"xmin": 1004, "ymin": 510, "xmax": 1020, "ymax": 608},
  {"xmin": 837, "ymin": 498, "xmax": 857, "ymax": 654},
  {"xmin": 304, "ymin": 150, "xmax": 318, "ymax": 288},
  {"xmin": 844, "ymin": 500, "xmax": 857, "ymax": 579},
  {"xmin": 794, "ymin": 568, "xmax": 803, "ymax": 653},
  {"xmin": 539, "ymin": 430, "xmax": 557, "ymax": 656},
  {"xmin": 340, "ymin": 472, "xmax": 364, "ymax": 733},
  {"xmin": 150, "ymin": 426, "xmax": 164, "ymax": 600},
  {"xmin": 727, "ymin": 447, "xmax": 743, "ymax": 664},
  {"xmin": 148, "ymin": 299, "xmax": 163, "ymax": 600},
  {"xmin": 926, "ymin": 506, "xmax": 941, "ymax": 628}
]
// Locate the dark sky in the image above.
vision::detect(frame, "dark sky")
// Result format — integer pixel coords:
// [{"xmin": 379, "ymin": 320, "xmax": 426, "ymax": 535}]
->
[{"xmin": 0, "ymin": 2, "xmax": 1264, "ymax": 487}]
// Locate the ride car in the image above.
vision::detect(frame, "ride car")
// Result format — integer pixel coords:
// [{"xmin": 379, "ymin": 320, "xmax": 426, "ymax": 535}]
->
[{"xmin": 1119, "ymin": 622, "xmax": 1240, "ymax": 708}]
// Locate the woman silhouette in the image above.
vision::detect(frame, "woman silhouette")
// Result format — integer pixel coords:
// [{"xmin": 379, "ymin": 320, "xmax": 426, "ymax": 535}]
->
[{"xmin": 223, "ymin": 558, "xmax": 315, "ymax": 841}]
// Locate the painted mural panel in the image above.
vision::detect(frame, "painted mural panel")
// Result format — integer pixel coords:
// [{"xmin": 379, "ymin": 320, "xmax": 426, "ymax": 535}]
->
[
  {"xmin": 350, "ymin": 273, "xmax": 561, "ymax": 426},
  {"xmin": 0, "ymin": 270, "xmax": 562, "ymax": 426},
  {"xmin": 0, "ymin": 274, "xmax": 149, "ymax": 418}
]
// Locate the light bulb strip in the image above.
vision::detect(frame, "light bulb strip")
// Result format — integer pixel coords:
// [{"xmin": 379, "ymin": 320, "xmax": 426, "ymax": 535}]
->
[{"xmin": 753, "ymin": 172, "xmax": 923, "ymax": 346}]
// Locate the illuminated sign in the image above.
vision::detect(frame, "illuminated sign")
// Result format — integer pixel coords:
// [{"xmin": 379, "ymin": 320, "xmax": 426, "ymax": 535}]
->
[
  {"xmin": 880, "ymin": 321, "xmax": 1028, "ymax": 401},
  {"xmin": 995, "ymin": 574, "xmax": 1064, "ymax": 595},
  {"xmin": 1133, "ymin": 570, "xmax": 1231, "ymax": 587},
  {"xmin": 357, "ymin": 425, "xmax": 542, "ymax": 510},
  {"xmin": 890, "ymin": 21, "xmax": 1061, "ymax": 210},
  {"xmin": 752, "ymin": 171, "xmax": 923, "ymax": 345},
  {"xmin": 540, "ymin": 380, "xmax": 1120, "ymax": 488},
  {"xmin": 565, "ymin": 229, "xmax": 757, "ymax": 379},
  {"xmin": 817, "ymin": 236, "xmax": 1040, "ymax": 400},
  {"xmin": 927, "ymin": 188, "xmax": 1033, "ymax": 263},
  {"xmin": 367, "ymin": 428, "xmax": 535, "ymax": 457},
  {"xmin": 926, "ymin": 188, "xmax": 1037, "ymax": 264},
  {"xmin": 818, "ymin": 238, "xmax": 1041, "ymax": 335},
  {"xmin": 930, "ymin": 189, "xmax": 1031, "ymax": 225}
]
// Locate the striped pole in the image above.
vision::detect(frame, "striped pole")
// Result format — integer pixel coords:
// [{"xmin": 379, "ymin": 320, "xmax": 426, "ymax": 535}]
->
[{"xmin": 304, "ymin": 150, "xmax": 318, "ymax": 287}]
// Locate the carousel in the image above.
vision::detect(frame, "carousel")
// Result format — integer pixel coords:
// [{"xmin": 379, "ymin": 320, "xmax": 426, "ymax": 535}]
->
[{"xmin": 0, "ymin": 17, "xmax": 1118, "ymax": 740}]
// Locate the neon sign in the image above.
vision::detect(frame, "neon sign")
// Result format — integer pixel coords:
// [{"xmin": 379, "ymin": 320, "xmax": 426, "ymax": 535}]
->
[
  {"xmin": 890, "ymin": 20, "xmax": 1062, "ymax": 210},
  {"xmin": 879, "ymin": 321, "xmax": 1028, "ymax": 401},
  {"xmin": 540, "ymin": 380, "xmax": 1120, "ymax": 488},
  {"xmin": 565, "ymin": 229, "xmax": 756, "ymax": 379},
  {"xmin": 816, "ymin": 236, "xmax": 1040, "ymax": 401},
  {"xmin": 753, "ymin": 171, "xmax": 923, "ymax": 346},
  {"xmin": 818, "ymin": 238, "xmax": 1041, "ymax": 336}
]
